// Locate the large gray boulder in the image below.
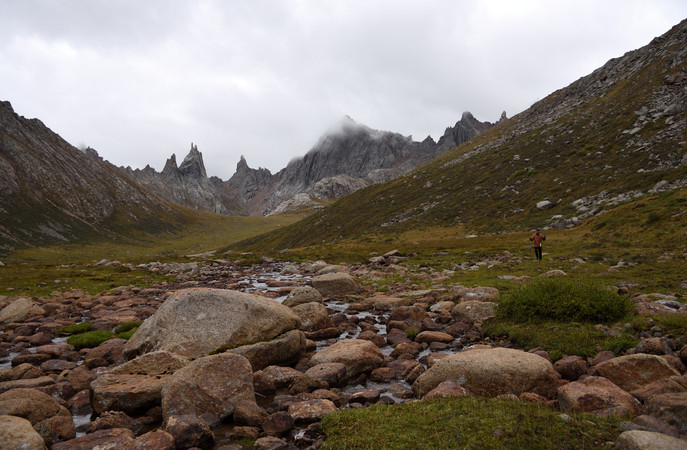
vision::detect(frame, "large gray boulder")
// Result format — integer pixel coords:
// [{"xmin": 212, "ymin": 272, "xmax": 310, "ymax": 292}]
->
[
  {"xmin": 0, "ymin": 298, "xmax": 45, "ymax": 324},
  {"xmin": 123, "ymin": 288, "xmax": 301, "ymax": 360},
  {"xmin": 161, "ymin": 353, "xmax": 255, "ymax": 422},
  {"xmin": 311, "ymin": 272, "xmax": 360, "ymax": 297},
  {"xmin": 413, "ymin": 347, "xmax": 558, "ymax": 399}
]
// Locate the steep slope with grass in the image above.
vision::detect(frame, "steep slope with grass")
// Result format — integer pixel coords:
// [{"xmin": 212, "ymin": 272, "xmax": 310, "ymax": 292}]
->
[
  {"xmin": 0, "ymin": 101, "xmax": 195, "ymax": 254},
  {"xmin": 235, "ymin": 19, "xmax": 687, "ymax": 251}
]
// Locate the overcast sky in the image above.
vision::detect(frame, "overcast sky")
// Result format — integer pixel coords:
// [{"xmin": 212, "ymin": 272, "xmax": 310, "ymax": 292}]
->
[{"xmin": 1, "ymin": 1, "xmax": 686, "ymax": 179}]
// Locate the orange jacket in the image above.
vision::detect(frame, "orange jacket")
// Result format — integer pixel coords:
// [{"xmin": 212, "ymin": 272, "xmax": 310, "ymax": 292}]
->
[{"xmin": 530, "ymin": 232, "xmax": 546, "ymax": 247}]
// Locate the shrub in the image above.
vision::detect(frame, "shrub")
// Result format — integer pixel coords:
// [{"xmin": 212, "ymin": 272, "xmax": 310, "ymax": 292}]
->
[
  {"xmin": 56, "ymin": 322, "xmax": 93, "ymax": 335},
  {"xmin": 496, "ymin": 278, "xmax": 634, "ymax": 324},
  {"xmin": 116, "ymin": 327, "xmax": 138, "ymax": 340},
  {"xmin": 67, "ymin": 330, "xmax": 114, "ymax": 349}
]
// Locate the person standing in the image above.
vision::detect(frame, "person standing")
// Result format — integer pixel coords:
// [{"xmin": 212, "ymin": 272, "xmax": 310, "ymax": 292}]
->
[{"xmin": 530, "ymin": 229, "xmax": 546, "ymax": 261}]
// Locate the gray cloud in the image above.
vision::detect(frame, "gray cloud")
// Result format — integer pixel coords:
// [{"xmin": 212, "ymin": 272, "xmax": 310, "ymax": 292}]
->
[{"xmin": 1, "ymin": 0, "xmax": 686, "ymax": 178}]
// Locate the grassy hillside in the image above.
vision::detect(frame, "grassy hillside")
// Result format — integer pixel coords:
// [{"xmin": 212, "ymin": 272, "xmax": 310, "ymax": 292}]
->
[{"xmin": 231, "ymin": 20, "xmax": 687, "ymax": 253}]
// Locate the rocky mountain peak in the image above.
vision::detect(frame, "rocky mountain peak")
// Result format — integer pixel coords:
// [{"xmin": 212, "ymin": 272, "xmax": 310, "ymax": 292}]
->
[
  {"xmin": 162, "ymin": 154, "xmax": 178, "ymax": 175},
  {"xmin": 178, "ymin": 143, "xmax": 207, "ymax": 179}
]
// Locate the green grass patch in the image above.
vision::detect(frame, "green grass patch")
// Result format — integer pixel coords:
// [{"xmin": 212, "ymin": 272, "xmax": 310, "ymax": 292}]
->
[
  {"xmin": 496, "ymin": 278, "xmax": 634, "ymax": 324},
  {"xmin": 56, "ymin": 322, "xmax": 93, "ymax": 335},
  {"xmin": 66, "ymin": 330, "xmax": 115, "ymax": 349},
  {"xmin": 321, "ymin": 396, "xmax": 623, "ymax": 449},
  {"xmin": 482, "ymin": 320, "xmax": 638, "ymax": 360},
  {"xmin": 114, "ymin": 321, "xmax": 141, "ymax": 339}
]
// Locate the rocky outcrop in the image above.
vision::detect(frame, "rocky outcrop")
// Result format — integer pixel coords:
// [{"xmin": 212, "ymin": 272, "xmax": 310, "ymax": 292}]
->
[{"xmin": 125, "ymin": 144, "xmax": 245, "ymax": 215}]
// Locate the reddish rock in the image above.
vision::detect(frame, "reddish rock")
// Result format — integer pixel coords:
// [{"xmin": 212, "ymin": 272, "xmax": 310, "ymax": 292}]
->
[
  {"xmin": 0, "ymin": 388, "xmax": 71, "ymax": 425},
  {"xmin": 84, "ymin": 410, "xmax": 142, "ymax": 434},
  {"xmin": 133, "ymin": 430, "xmax": 175, "ymax": 450},
  {"xmin": 642, "ymin": 392, "xmax": 687, "ymax": 434},
  {"xmin": 615, "ymin": 430, "xmax": 687, "ymax": 450},
  {"xmin": 424, "ymin": 380, "xmax": 472, "ymax": 399},
  {"xmin": 389, "ymin": 306, "xmax": 428, "ymax": 323},
  {"xmin": 288, "ymin": 399, "xmax": 337, "ymax": 423},
  {"xmin": 261, "ymin": 411, "xmax": 295, "ymax": 436},
  {"xmin": 233, "ymin": 399, "xmax": 268, "ymax": 427},
  {"xmin": 350, "ymin": 388, "xmax": 381, "ymax": 404},
  {"xmin": 60, "ymin": 365, "xmax": 95, "ymax": 392},
  {"xmin": 0, "ymin": 363, "xmax": 44, "ymax": 381},
  {"xmin": 34, "ymin": 415, "xmax": 76, "ymax": 446},
  {"xmin": 0, "ymin": 376, "xmax": 54, "ymax": 394},
  {"xmin": 308, "ymin": 339, "xmax": 384, "ymax": 378},
  {"xmin": 254, "ymin": 365, "xmax": 302, "ymax": 390},
  {"xmin": 635, "ymin": 337, "xmax": 674, "ymax": 355},
  {"xmin": 0, "ymin": 415, "xmax": 46, "ymax": 449},
  {"xmin": 553, "ymin": 355, "xmax": 589, "ymax": 381},
  {"xmin": 595, "ymin": 354, "xmax": 680, "ymax": 392},
  {"xmin": 254, "ymin": 436, "xmax": 289, "ymax": 450},
  {"xmin": 305, "ymin": 363, "xmax": 348, "ymax": 387},
  {"xmin": 390, "ymin": 342, "xmax": 423, "ymax": 358},
  {"xmin": 558, "ymin": 376, "xmax": 641, "ymax": 417},
  {"xmin": 415, "ymin": 331, "xmax": 454, "ymax": 344},
  {"xmin": 40, "ymin": 359, "xmax": 77, "ymax": 373},
  {"xmin": 161, "ymin": 353, "xmax": 254, "ymax": 422},
  {"xmin": 370, "ymin": 367, "xmax": 396, "ymax": 383},
  {"xmin": 357, "ymin": 330, "xmax": 386, "ymax": 347},
  {"xmin": 86, "ymin": 339, "xmax": 127, "ymax": 365},
  {"xmin": 52, "ymin": 428, "xmax": 135, "ymax": 450},
  {"xmin": 66, "ymin": 389, "xmax": 92, "ymax": 416},
  {"xmin": 288, "ymin": 374, "xmax": 328, "ymax": 395},
  {"xmin": 162, "ymin": 414, "xmax": 214, "ymax": 450},
  {"xmin": 631, "ymin": 376, "xmax": 687, "ymax": 402},
  {"xmin": 232, "ymin": 425, "xmax": 261, "ymax": 439},
  {"xmin": 386, "ymin": 328, "xmax": 411, "ymax": 346}
]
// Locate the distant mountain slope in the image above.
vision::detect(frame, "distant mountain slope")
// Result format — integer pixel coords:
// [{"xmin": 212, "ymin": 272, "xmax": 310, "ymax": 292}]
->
[
  {"xmin": 123, "ymin": 144, "xmax": 245, "ymax": 215},
  {"xmin": 0, "ymin": 101, "xmax": 187, "ymax": 254},
  {"xmin": 228, "ymin": 113, "xmax": 497, "ymax": 215},
  {"xmin": 235, "ymin": 19, "xmax": 687, "ymax": 250}
]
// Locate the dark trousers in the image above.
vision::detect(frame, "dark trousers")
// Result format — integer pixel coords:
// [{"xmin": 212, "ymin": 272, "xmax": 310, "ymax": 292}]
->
[{"xmin": 534, "ymin": 247, "xmax": 542, "ymax": 260}]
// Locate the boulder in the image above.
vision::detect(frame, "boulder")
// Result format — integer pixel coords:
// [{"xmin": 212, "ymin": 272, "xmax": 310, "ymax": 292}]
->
[
  {"xmin": 90, "ymin": 352, "xmax": 189, "ymax": 415},
  {"xmin": 133, "ymin": 430, "xmax": 175, "ymax": 450},
  {"xmin": 595, "ymin": 354, "xmax": 680, "ymax": 392},
  {"xmin": 558, "ymin": 376, "xmax": 641, "ymax": 417},
  {"xmin": 615, "ymin": 430, "xmax": 687, "ymax": 450},
  {"xmin": 226, "ymin": 329, "xmax": 306, "ymax": 371},
  {"xmin": 162, "ymin": 414, "xmax": 214, "ymax": 449},
  {"xmin": 86, "ymin": 339, "xmax": 127, "ymax": 366},
  {"xmin": 254, "ymin": 366, "xmax": 304, "ymax": 391},
  {"xmin": 311, "ymin": 272, "xmax": 360, "ymax": 297},
  {"xmin": 554, "ymin": 355, "xmax": 589, "ymax": 381},
  {"xmin": 52, "ymin": 428, "xmax": 135, "ymax": 450},
  {"xmin": 0, "ymin": 388, "xmax": 70, "ymax": 425},
  {"xmin": 123, "ymin": 288, "xmax": 301, "ymax": 360},
  {"xmin": 34, "ymin": 415, "xmax": 76, "ymax": 446},
  {"xmin": 642, "ymin": 392, "xmax": 687, "ymax": 434},
  {"xmin": 308, "ymin": 339, "xmax": 384, "ymax": 378},
  {"xmin": 288, "ymin": 399, "xmax": 338, "ymax": 423},
  {"xmin": 262, "ymin": 411, "xmax": 295, "ymax": 436},
  {"xmin": 282, "ymin": 286, "xmax": 323, "ymax": 307},
  {"xmin": 254, "ymin": 436, "xmax": 290, "ymax": 450},
  {"xmin": 291, "ymin": 302, "xmax": 333, "ymax": 332},
  {"xmin": 0, "ymin": 415, "xmax": 46, "ymax": 450},
  {"xmin": 631, "ymin": 375, "xmax": 687, "ymax": 402},
  {"xmin": 0, "ymin": 298, "xmax": 45, "ymax": 323},
  {"xmin": 415, "ymin": 331, "xmax": 454, "ymax": 345},
  {"xmin": 424, "ymin": 380, "xmax": 472, "ymax": 399},
  {"xmin": 452, "ymin": 301, "xmax": 496, "ymax": 323},
  {"xmin": 412, "ymin": 348, "xmax": 558, "ymax": 399},
  {"xmin": 161, "ymin": 352, "xmax": 254, "ymax": 422},
  {"xmin": 305, "ymin": 363, "xmax": 348, "ymax": 387}
]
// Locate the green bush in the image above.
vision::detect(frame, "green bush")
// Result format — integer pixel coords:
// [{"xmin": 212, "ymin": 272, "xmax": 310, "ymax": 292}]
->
[
  {"xmin": 56, "ymin": 322, "xmax": 93, "ymax": 335},
  {"xmin": 116, "ymin": 327, "xmax": 139, "ymax": 340},
  {"xmin": 496, "ymin": 278, "xmax": 634, "ymax": 324},
  {"xmin": 67, "ymin": 330, "xmax": 114, "ymax": 349}
]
